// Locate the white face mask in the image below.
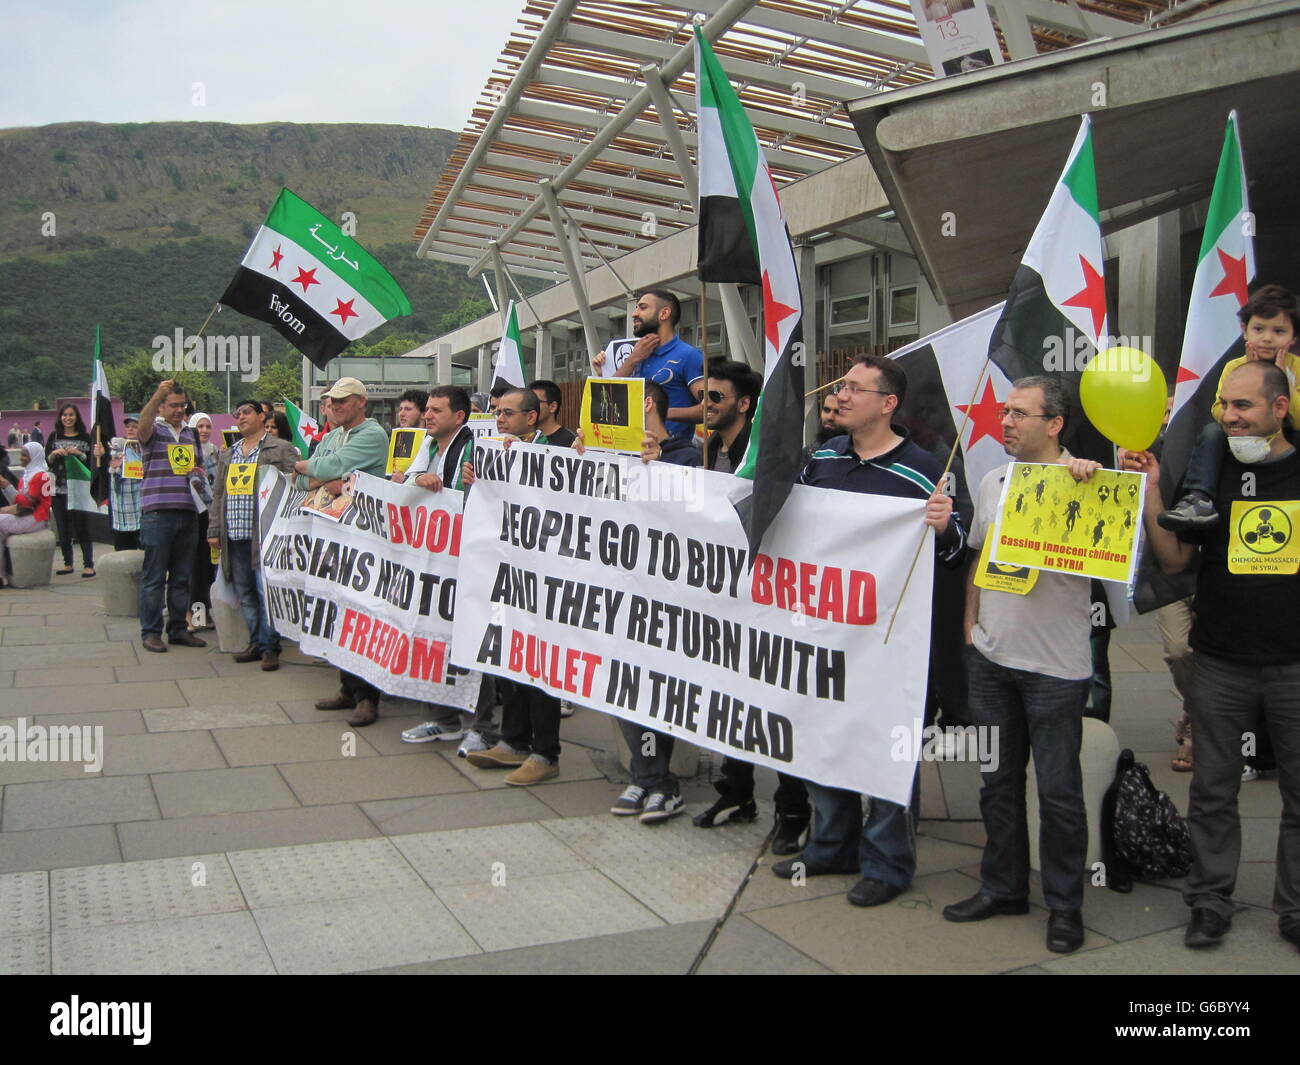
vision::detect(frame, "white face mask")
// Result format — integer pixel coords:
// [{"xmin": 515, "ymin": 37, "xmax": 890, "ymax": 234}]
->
[{"xmin": 1226, "ymin": 433, "xmax": 1276, "ymax": 464}]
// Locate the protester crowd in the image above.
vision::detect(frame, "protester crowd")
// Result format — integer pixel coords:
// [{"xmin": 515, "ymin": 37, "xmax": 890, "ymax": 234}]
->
[{"xmin": 7, "ymin": 284, "xmax": 1296, "ymax": 959}]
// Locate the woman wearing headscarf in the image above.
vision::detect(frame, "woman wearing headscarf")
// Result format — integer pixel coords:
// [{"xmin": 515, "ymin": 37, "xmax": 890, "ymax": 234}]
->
[
  {"xmin": 187, "ymin": 412, "xmax": 218, "ymax": 629},
  {"xmin": 46, "ymin": 402, "xmax": 95, "ymax": 577},
  {"xmin": 0, "ymin": 443, "xmax": 54, "ymax": 587}
]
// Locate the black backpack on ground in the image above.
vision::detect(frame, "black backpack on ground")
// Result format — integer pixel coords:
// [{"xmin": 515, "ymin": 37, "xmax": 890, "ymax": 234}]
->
[{"xmin": 1101, "ymin": 748, "xmax": 1194, "ymax": 892}]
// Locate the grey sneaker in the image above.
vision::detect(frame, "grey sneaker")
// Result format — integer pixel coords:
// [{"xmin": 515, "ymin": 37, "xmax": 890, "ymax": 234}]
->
[
  {"xmin": 611, "ymin": 785, "xmax": 647, "ymax": 816},
  {"xmin": 640, "ymin": 793, "xmax": 684, "ymax": 824},
  {"xmin": 1157, "ymin": 494, "xmax": 1219, "ymax": 532},
  {"xmin": 457, "ymin": 730, "xmax": 489, "ymax": 758},
  {"xmin": 401, "ymin": 721, "xmax": 465, "ymax": 744}
]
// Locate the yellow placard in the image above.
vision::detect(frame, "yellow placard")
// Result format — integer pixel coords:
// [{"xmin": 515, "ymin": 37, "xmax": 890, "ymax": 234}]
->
[
  {"xmin": 166, "ymin": 443, "xmax": 195, "ymax": 475},
  {"xmin": 386, "ymin": 428, "xmax": 425, "ymax": 475},
  {"xmin": 973, "ymin": 535, "xmax": 1039, "ymax": 595},
  {"xmin": 122, "ymin": 443, "xmax": 143, "ymax": 480},
  {"xmin": 990, "ymin": 462, "xmax": 1144, "ymax": 584},
  {"xmin": 580, "ymin": 377, "xmax": 645, "ymax": 454},
  {"xmin": 1228, "ymin": 500, "xmax": 1300, "ymax": 575},
  {"xmin": 226, "ymin": 462, "xmax": 257, "ymax": 496}
]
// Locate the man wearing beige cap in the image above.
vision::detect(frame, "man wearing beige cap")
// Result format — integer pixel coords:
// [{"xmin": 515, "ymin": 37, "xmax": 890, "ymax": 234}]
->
[{"xmin": 295, "ymin": 377, "xmax": 390, "ymax": 726}]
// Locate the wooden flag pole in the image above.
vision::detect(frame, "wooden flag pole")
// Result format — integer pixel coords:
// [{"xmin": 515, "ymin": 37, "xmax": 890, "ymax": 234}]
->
[
  {"xmin": 805, "ymin": 374, "xmax": 844, "ymax": 399},
  {"xmin": 194, "ymin": 302, "xmax": 220, "ymax": 341},
  {"xmin": 883, "ymin": 356, "xmax": 992, "ymax": 644}
]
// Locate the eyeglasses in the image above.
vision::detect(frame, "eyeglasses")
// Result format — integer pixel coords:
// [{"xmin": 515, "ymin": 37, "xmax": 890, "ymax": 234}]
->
[
  {"xmin": 839, "ymin": 384, "xmax": 893, "ymax": 398},
  {"xmin": 998, "ymin": 408, "xmax": 1054, "ymax": 422},
  {"xmin": 497, "ymin": 409, "xmax": 520, "ymax": 418},
  {"xmin": 706, "ymin": 389, "xmax": 731, "ymax": 404}
]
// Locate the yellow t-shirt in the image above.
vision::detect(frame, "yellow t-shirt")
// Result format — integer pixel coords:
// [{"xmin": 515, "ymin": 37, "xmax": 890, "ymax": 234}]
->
[{"xmin": 1211, "ymin": 350, "xmax": 1300, "ymax": 422}]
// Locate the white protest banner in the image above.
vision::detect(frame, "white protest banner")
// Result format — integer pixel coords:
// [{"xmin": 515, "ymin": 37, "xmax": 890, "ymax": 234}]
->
[
  {"xmin": 258, "ymin": 468, "xmax": 479, "ymax": 708},
  {"xmin": 451, "ymin": 440, "xmax": 933, "ymax": 804}
]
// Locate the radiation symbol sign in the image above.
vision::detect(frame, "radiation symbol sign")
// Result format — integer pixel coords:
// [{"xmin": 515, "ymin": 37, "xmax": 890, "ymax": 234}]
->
[
  {"xmin": 226, "ymin": 462, "xmax": 257, "ymax": 496},
  {"xmin": 1228, "ymin": 500, "xmax": 1300, "ymax": 574},
  {"xmin": 973, "ymin": 536, "xmax": 1038, "ymax": 595},
  {"xmin": 166, "ymin": 444, "xmax": 195, "ymax": 475}
]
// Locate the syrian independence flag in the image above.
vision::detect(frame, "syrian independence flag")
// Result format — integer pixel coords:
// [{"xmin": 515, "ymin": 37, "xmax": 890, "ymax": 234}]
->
[
  {"xmin": 282, "ymin": 398, "xmax": 320, "ymax": 459},
  {"xmin": 987, "ymin": 114, "xmax": 1112, "ymax": 466},
  {"xmin": 220, "ymin": 189, "xmax": 411, "ymax": 369},
  {"xmin": 1161, "ymin": 111, "xmax": 1255, "ymax": 497},
  {"xmin": 89, "ymin": 324, "xmax": 115, "ymax": 506},
  {"xmin": 695, "ymin": 27, "xmax": 805, "ymax": 557},
  {"xmin": 64, "ymin": 455, "xmax": 99, "ymax": 514},
  {"xmin": 492, "ymin": 301, "xmax": 527, "ymax": 391}
]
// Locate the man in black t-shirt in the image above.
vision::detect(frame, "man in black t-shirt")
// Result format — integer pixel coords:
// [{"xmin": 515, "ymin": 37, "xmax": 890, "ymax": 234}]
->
[{"xmin": 1132, "ymin": 361, "xmax": 1300, "ymax": 955}]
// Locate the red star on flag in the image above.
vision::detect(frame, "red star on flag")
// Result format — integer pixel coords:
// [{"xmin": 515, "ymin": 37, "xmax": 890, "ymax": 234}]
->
[
  {"xmin": 1061, "ymin": 255, "xmax": 1107, "ymax": 339},
  {"xmin": 761, "ymin": 270, "xmax": 797, "ymax": 351},
  {"xmin": 956, "ymin": 377, "xmax": 1005, "ymax": 450},
  {"xmin": 1208, "ymin": 248, "xmax": 1249, "ymax": 306},
  {"xmin": 291, "ymin": 266, "xmax": 319, "ymax": 293},
  {"xmin": 260, "ymin": 485, "xmax": 271, "ymax": 501},
  {"xmin": 330, "ymin": 298, "xmax": 359, "ymax": 325},
  {"xmin": 269, "ymin": 245, "xmax": 284, "ymax": 270}
]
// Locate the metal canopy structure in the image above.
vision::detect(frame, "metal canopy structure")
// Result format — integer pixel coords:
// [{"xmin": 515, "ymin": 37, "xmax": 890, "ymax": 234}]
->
[{"xmin": 412, "ymin": 0, "xmax": 1174, "ymax": 287}]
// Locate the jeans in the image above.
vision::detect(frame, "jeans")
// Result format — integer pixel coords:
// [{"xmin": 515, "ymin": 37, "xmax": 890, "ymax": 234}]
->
[
  {"xmin": 618, "ymin": 718, "xmax": 677, "ymax": 796},
  {"xmin": 1183, "ymin": 653, "xmax": 1300, "ymax": 922},
  {"xmin": 226, "ymin": 538, "xmax": 278, "ymax": 653},
  {"xmin": 52, "ymin": 493, "xmax": 93, "ymax": 569},
  {"xmin": 500, "ymin": 678, "xmax": 561, "ymax": 762},
  {"xmin": 139, "ymin": 509, "xmax": 198, "ymax": 639},
  {"xmin": 1182, "ymin": 422, "xmax": 1226, "ymax": 499},
  {"xmin": 966, "ymin": 644, "xmax": 1089, "ymax": 912},
  {"xmin": 803, "ymin": 769, "xmax": 921, "ymax": 888}
]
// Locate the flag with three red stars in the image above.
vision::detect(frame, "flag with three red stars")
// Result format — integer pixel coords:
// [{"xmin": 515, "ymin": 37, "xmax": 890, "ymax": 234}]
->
[
  {"xmin": 695, "ymin": 27, "xmax": 804, "ymax": 558},
  {"xmin": 985, "ymin": 114, "xmax": 1112, "ymax": 465},
  {"xmin": 220, "ymin": 188, "xmax": 410, "ymax": 369}
]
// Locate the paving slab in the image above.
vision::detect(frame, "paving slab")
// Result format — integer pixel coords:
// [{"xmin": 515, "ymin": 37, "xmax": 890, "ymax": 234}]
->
[
  {"xmin": 0, "ymin": 869, "xmax": 49, "ymax": 934},
  {"xmin": 113, "ymin": 659, "xmax": 221, "ymax": 683},
  {"xmin": 359, "ymin": 918, "xmax": 715, "ymax": 975},
  {"xmin": 100, "ymin": 730, "xmax": 227, "ymax": 777},
  {"xmin": 0, "ymin": 757, "xmax": 104, "ymax": 785},
  {"xmin": 696, "ymin": 914, "xmax": 835, "ymax": 975},
  {"xmin": 143, "ymin": 702, "xmax": 292, "ymax": 732},
  {"xmin": 13, "ymin": 642, "xmax": 137, "ymax": 669},
  {"xmin": 737, "ymin": 859, "xmax": 858, "ymax": 915},
  {"xmin": 529, "ymin": 777, "xmax": 632, "ymax": 818},
  {"xmin": 229, "ymin": 837, "xmax": 427, "ymax": 908},
  {"xmin": 50, "ymin": 853, "xmax": 244, "ymax": 930},
  {"xmin": 52, "ymin": 911, "xmax": 276, "ymax": 975},
  {"xmin": 178, "ymin": 673, "xmax": 336, "ymax": 705},
  {"xmin": 212, "ymin": 721, "xmax": 380, "ymax": 766},
  {"xmin": 0, "ymin": 680, "xmax": 184, "ymax": 715},
  {"xmin": 252, "ymin": 889, "xmax": 480, "ymax": 975},
  {"xmin": 1234, "ymin": 860, "xmax": 1282, "ymax": 910},
  {"xmin": 36, "ymin": 710, "xmax": 147, "ymax": 736},
  {"xmin": 0, "ymin": 824, "xmax": 122, "ymax": 874},
  {"xmin": 0, "ymin": 671, "xmax": 11, "ymax": 689},
  {"xmin": 442, "ymin": 745, "xmax": 606, "ymax": 790},
  {"xmin": 2, "ymin": 775, "xmax": 159, "ymax": 831},
  {"xmin": 361, "ymin": 787, "xmax": 557, "ymax": 836},
  {"xmin": 917, "ymin": 820, "xmax": 987, "ymax": 848},
  {"xmin": 278, "ymin": 752, "xmax": 470, "ymax": 806},
  {"xmin": 117, "ymin": 803, "xmax": 381, "ymax": 862},
  {"xmin": 0, "ymin": 933, "xmax": 50, "ymax": 975},
  {"xmin": 7, "ymin": 600, "xmax": 104, "ymax": 615},
  {"xmin": 393, "ymin": 821, "xmax": 590, "ymax": 889},
  {"xmin": 436, "ymin": 868, "xmax": 664, "ymax": 953},
  {"xmin": 354, "ymin": 713, "xmax": 447, "ymax": 756},
  {"xmin": 150, "ymin": 766, "xmax": 301, "ymax": 819},
  {"xmin": 15, "ymin": 666, "xmax": 123, "ymax": 689},
  {"xmin": 4, "ymin": 625, "xmax": 112, "ymax": 645}
]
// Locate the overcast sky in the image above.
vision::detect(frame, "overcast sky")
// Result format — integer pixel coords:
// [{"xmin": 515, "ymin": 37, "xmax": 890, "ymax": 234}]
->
[{"xmin": 0, "ymin": 0, "xmax": 531, "ymax": 130}]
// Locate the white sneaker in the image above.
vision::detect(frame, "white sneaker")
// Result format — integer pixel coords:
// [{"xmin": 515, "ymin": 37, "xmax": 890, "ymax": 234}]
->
[
  {"xmin": 1241, "ymin": 765, "xmax": 1259, "ymax": 783},
  {"xmin": 639, "ymin": 793, "xmax": 684, "ymax": 824},
  {"xmin": 457, "ymin": 730, "xmax": 489, "ymax": 758},
  {"xmin": 610, "ymin": 785, "xmax": 647, "ymax": 816},
  {"xmin": 559, "ymin": 700, "xmax": 576, "ymax": 718},
  {"xmin": 401, "ymin": 721, "xmax": 465, "ymax": 744}
]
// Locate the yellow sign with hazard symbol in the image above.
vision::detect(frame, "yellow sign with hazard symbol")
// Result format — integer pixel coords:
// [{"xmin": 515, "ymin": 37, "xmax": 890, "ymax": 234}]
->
[
  {"xmin": 226, "ymin": 462, "xmax": 257, "ymax": 496},
  {"xmin": 166, "ymin": 444, "xmax": 195, "ymax": 475},
  {"xmin": 973, "ymin": 534, "xmax": 1039, "ymax": 595},
  {"xmin": 1228, "ymin": 500, "xmax": 1300, "ymax": 575}
]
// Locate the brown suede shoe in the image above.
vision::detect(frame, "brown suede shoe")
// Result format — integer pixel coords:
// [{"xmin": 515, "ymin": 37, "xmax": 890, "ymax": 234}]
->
[
  {"xmin": 466, "ymin": 744, "xmax": 529, "ymax": 769},
  {"xmin": 347, "ymin": 699, "xmax": 378, "ymax": 727},
  {"xmin": 504, "ymin": 754, "xmax": 559, "ymax": 786},
  {"xmin": 315, "ymin": 692, "xmax": 356, "ymax": 711},
  {"xmin": 233, "ymin": 645, "xmax": 262, "ymax": 663},
  {"xmin": 142, "ymin": 635, "xmax": 168, "ymax": 654},
  {"xmin": 260, "ymin": 650, "xmax": 280, "ymax": 672},
  {"xmin": 169, "ymin": 632, "xmax": 207, "ymax": 648}
]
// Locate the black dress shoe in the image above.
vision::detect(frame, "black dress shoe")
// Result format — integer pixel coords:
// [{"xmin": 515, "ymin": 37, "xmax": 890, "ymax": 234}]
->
[
  {"xmin": 1047, "ymin": 909, "xmax": 1085, "ymax": 953},
  {"xmin": 1279, "ymin": 918, "xmax": 1300, "ymax": 950},
  {"xmin": 169, "ymin": 632, "xmax": 207, "ymax": 648},
  {"xmin": 772, "ymin": 855, "xmax": 858, "ymax": 880},
  {"xmin": 942, "ymin": 891, "xmax": 1030, "ymax": 923},
  {"xmin": 771, "ymin": 811, "xmax": 810, "ymax": 856},
  {"xmin": 848, "ymin": 877, "xmax": 903, "ymax": 908},
  {"xmin": 1185, "ymin": 908, "xmax": 1231, "ymax": 948}
]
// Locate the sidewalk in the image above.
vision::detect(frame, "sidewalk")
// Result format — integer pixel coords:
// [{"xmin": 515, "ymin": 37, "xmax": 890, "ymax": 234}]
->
[{"xmin": 1, "ymin": 559, "xmax": 1297, "ymax": 974}]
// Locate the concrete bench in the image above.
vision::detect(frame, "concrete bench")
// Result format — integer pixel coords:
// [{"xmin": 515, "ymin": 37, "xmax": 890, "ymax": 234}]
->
[
  {"xmin": 1027, "ymin": 717, "xmax": 1120, "ymax": 875},
  {"xmin": 98, "ymin": 549, "xmax": 144, "ymax": 615},
  {"xmin": 211, "ymin": 578, "xmax": 251, "ymax": 653},
  {"xmin": 8, "ymin": 528, "xmax": 58, "ymax": 588}
]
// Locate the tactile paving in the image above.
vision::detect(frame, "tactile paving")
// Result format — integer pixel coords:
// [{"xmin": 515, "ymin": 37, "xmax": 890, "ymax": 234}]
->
[
  {"xmin": 436, "ymin": 869, "xmax": 663, "ymax": 953},
  {"xmin": 52, "ymin": 911, "xmax": 276, "ymax": 975},
  {"xmin": 391, "ymin": 822, "xmax": 590, "ymax": 889},
  {"xmin": 0, "ymin": 933, "xmax": 49, "ymax": 975},
  {"xmin": 50, "ymin": 854, "xmax": 244, "ymax": 931},
  {"xmin": 0, "ymin": 870, "xmax": 49, "ymax": 935},
  {"xmin": 252, "ymin": 890, "xmax": 480, "ymax": 974},
  {"xmin": 228, "ymin": 837, "xmax": 425, "ymax": 909}
]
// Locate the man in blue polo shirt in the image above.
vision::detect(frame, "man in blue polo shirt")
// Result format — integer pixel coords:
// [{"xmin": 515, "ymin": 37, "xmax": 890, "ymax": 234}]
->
[{"xmin": 604, "ymin": 289, "xmax": 704, "ymax": 440}]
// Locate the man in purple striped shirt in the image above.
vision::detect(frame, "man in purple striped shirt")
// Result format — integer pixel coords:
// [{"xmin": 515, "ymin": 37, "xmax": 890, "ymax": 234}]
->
[{"xmin": 136, "ymin": 379, "xmax": 209, "ymax": 654}]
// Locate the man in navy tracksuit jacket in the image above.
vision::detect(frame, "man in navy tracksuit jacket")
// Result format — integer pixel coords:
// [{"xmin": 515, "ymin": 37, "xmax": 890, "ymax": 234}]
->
[{"xmin": 773, "ymin": 354, "xmax": 967, "ymax": 908}]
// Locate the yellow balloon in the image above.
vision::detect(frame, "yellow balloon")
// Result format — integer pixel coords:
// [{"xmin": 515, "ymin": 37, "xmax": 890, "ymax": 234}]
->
[{"xmin": 1080, "ymin": 347, "xmax": 1167, "ymax": 451}]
